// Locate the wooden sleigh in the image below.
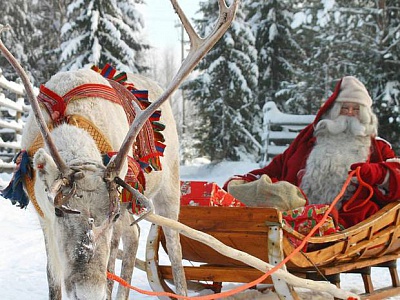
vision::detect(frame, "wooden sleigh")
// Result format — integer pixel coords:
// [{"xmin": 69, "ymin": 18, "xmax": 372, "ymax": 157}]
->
[{"xmin": 143, "ymin": 182, "xmax": 400, "ymax": 300}]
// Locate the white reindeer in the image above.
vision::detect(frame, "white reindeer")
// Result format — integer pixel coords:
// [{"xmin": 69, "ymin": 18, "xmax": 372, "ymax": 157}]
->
[{"xmin": 0, "ymin": 1, "xmax": 238, "ymax": 299}]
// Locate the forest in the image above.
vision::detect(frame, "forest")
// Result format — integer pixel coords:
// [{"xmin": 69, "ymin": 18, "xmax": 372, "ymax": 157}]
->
[{"xmin": 0, "ymin": 0, "xmax": 399, "ymax": 162}]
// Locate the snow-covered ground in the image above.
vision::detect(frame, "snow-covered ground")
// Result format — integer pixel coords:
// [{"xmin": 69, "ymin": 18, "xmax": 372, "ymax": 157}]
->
[{"xmin": 0, "ymin": 160, "xmax": 399, "ymax": 299}]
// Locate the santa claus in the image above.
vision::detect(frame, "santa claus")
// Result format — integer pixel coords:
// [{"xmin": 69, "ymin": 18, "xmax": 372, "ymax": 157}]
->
[{"xmin": 225, "ymin": 76, "xmax": 400, "ymax": 228}]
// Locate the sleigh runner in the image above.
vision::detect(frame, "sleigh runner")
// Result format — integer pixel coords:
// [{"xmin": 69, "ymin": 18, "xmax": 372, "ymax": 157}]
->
[{"xmin": 143, "ymin": 180, "xmax": 400, "ymax": 300}]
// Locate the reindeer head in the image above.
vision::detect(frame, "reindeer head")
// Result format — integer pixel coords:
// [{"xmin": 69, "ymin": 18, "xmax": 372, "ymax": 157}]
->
[{"xmin": 31, "ymin": 124, "xmax": 120, "ymax": 299}]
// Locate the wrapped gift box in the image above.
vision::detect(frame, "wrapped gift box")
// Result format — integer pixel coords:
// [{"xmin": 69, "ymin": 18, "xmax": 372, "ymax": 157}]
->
[{"xmin": 180, "ymin": 181, "xmax": 245, "ymax": 207}]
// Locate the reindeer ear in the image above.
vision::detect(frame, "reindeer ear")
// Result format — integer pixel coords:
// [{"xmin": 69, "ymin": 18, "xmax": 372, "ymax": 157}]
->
[{"xmin": 33, "ymin": 148, "xmax": 59, "ymax": 182}]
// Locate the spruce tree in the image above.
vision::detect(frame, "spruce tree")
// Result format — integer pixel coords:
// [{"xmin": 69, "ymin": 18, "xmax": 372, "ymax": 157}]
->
[
  {"xmin": 33, "ymin": 0, "xmax": 70, "ymax": 83},
  {"xmin": 357, "ymin": 0, "xmax": 400, "ymax": 153},
  {"xmin": 0, "ymin": 0, "xmax": 73, "ymax": 84},
  {"xmin": 244, "ymin": 0, "xmax": 305, "ymax": 113},
  {"xmin": 0, "ymin": 0, "xmax": 37, "ymax": 81},
  {"xmin": 60, "ymin": 0, "xmax": 149, "ymax": 73},
  {"xmin": 290, "ymin": 0, "xmax": 342, "ymax": 113},
  {"xmin": 183, "ymin": 0, "xmax": 260, "ymax": 161}
]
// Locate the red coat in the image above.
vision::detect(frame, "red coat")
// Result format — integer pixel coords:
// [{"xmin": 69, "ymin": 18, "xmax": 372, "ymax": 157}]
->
[{"xmin": 244, "ymin": 78, "xmax": 400, "ymax": 228}]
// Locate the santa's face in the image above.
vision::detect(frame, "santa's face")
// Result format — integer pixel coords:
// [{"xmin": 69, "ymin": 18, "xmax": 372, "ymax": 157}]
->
[
  {"xmin": 314, "ymin": 102, "xmax": 377, "ymax": 137},
  {"xmin": 339, "ymin": 102, "xmax": 360, "ymax": 118}
]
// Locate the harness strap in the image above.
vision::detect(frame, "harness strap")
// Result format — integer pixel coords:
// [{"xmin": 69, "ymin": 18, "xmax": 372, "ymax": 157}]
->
[{"xmin": 38, "ymin": 83, "xmax": 121, "ymax": 124}]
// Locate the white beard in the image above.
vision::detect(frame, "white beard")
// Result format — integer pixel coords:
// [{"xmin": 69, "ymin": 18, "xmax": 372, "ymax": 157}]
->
[{"xmin": 299, "ymin": 117, "xmax": 373, "ymax": 209}]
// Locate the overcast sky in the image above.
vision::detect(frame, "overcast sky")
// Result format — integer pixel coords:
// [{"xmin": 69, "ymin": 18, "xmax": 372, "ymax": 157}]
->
[{"xmin": 139, "ymin": 1, "xmax": 201, "ymax": 51}]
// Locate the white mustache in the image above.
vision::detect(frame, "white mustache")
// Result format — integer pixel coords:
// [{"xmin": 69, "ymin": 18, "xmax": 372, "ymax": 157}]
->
[{"xmin": 315, "ymin": 115, "xmax": 367, "ymax": 136}]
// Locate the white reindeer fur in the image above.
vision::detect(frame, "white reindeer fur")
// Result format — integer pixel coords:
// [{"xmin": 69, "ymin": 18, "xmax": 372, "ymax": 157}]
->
[{"xmin": 22, "ymin": 69, "xmax": 185, "ymax": 299}]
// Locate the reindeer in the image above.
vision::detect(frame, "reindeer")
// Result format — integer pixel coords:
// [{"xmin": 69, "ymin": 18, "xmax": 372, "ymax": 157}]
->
[{"xmin": 0, "ymin": 1, "xmax": 238, "ymax": 299}]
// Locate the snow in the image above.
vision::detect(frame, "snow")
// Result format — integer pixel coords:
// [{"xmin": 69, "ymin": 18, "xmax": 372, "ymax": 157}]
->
[
  {"xmin": 1, "ymin": 161, "xmax": 400, "ymax": 299},
  {"xmin": 263, "ymin": 101, "xmax": 315, "ymax": 125},
  {"xmin": 0, "ymin": 72, "xmax": 25, "ymax": 96},
  {"xmin": 60, "ymin": 34, "xmax": 89, "ymax": 62}
]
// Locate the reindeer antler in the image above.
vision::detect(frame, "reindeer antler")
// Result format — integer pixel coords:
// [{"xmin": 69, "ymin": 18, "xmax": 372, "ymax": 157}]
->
[
  {"xmin": 106, "ymin": 0, "xmax": 239, "ymax": 179},
  {"xmin": 0, "ymin": 25, "xmax": 70, "ymax": 176}
]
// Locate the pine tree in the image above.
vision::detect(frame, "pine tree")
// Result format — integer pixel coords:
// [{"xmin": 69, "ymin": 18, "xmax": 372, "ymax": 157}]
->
[
  {"xmin": 289, "ymin": 0, "xmax": 342, "ymax": 113},
  {"xmin": 60, "ymin": 0, "xmax": 149, "ymax": 73},
  {"xmin": 0, "ymin": 0, "xmax": 72, "ymax": 84},
  {"xmin": 356, "ymin": 0, "xmax": 400, "ymax": 153},
  {"xmin": 183, "ymin": 0, "xmax": 260, "ymax": 161},
  {"xmin": 0, "ymin": 0, "xmax": 37, "ymax": 81},
  {"xmin": 33, "ymin": 0, "xmax": 70, "ymax": 83},
  {"xmin": 244, "ymin": 0, "xmax": 305, "ymax": 113}
]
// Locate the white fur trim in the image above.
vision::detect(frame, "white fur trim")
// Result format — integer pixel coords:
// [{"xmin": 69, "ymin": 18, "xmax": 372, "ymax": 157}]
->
[
  {"xmin": 336, "ymin": 76, "xmax": 372, "ymax": 107},
  {"xmin": 386, "ymin": 157, "xmax": 400, "ymax": 164},
  {"xmin": 376, "ymin": 136, "xmax": 393, "ymax": 148}
]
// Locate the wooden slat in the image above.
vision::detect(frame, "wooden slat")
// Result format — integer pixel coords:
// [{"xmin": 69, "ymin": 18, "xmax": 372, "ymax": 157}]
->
[
  {"xmin": 158, "ymin": 265, "xmax": 273, "ymax": 284},
  {"xmin": 300, "ymin": 254, "xmax": 400, "ymax": 275},
  {"xmin": 283, "ymin": 237, "xmax": 349, "ymax": 268},
  {"xmin": 336, "ymin": 227, "xmax": 398, "ymax": 260},
  {"xmin": 179, "ymin": 206, "xmax": 281, "ymax": 233},
  {"xmin": 360, "ymin": 286, "xmax": 400, "ymax": 300}
]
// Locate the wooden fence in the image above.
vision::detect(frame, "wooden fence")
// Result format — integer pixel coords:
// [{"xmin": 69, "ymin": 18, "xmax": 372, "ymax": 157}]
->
[
  {"xmin": 0, "ymin": 70, "xmax": 30, "ymax": 172},
  {"xmin": 260, "ymin": 101, "xmax": 315, "ymax": 166}
]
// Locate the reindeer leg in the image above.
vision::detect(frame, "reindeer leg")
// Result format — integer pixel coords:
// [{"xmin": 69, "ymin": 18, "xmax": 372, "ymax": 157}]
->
[
  {"xmin": 153, "ymin": 191, "xmax": 188, "ymax": 296},
  {"xmin": 47, "ymin": 263, "xmax": 62, "ymax": 300},
  {"xmin": 42, "ymin": 232, "xmax": 62, "ymax": 300},
  {"xmin": 107, "ymin": 218, "xmax": 123, "ymax": 299},
  {"xmin": 162, "ymin": 226, "xmax": 187, "ymax": 296},
  {"xmin": 116, "ymin": 211, "xmax": 140, "ymax": 300}
]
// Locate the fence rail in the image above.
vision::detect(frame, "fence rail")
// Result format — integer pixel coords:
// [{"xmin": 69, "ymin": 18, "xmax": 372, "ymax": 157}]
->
[
  {"xmin": 260, "ymin": 102, "xmax": 315, "ymax": 166},
  {"xmin": 0, "ymin": 71, "xmax": 29, "ymax": 173}
]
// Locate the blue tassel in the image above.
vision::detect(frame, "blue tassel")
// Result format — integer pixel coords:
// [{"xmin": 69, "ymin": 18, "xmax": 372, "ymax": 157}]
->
[
  {"xmin": 102, "ymin": 153, "xmax": 111, "ymax": 165},
  {"xmin": 1, "ymin": 151, "xmax": 32, "ymax": 208}
]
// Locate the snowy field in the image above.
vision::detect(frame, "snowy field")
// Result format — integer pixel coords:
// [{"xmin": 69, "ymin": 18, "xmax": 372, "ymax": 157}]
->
[{"xmin": 0, "ymin": 160, "xmax": 399, "ymax": 299}]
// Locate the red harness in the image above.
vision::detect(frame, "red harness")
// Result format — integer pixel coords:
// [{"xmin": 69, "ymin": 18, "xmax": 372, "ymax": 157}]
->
[{"xmin": 38, "ymin": 83, "xmax": 121, "ymax": 124}]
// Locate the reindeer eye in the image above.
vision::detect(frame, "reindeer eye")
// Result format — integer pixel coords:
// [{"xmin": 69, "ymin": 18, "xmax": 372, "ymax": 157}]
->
[
  {"xmin": 113, "ymin": 213, "xmax": 120, "ymax": 223},
  {"xmin": 55, "ymin": 208, "xmax": 64, "ymax": 217},
  {"xmin": 74, "ymin": 194, "xmax": 83, "ymax": 199}
]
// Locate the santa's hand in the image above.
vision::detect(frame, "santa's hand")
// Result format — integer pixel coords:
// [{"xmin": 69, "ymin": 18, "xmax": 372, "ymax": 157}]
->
[
  {"xmin": 222, "ymin": 173, "xmax": 258, "ymax": 191},
  {"xmin": 350, "ymin": 162, "xmax": 388, "ymax": 185}
]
